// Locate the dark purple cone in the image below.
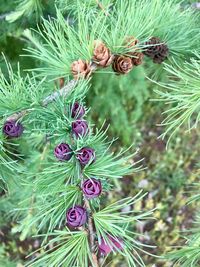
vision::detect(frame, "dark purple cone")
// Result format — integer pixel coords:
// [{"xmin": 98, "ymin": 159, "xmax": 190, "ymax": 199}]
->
[
  {"xmin": 66, "ymin": 205, "xmax": 87, "ymax": 227},
  {"xmin": 76, "ymin": 147, "xmax": 96, "ymax": 166},
  {"xmin": 3, "ymin": 120, "xmax": 23, "ymax": 138},
  {"xmin": 99, "ymin": 235, "xmax": 123, "ymax": 255},
  {"xmin": 71, "ymin": 102, "xmax": 85, "ymax": 119},
  {"xmin": 54, "ymin": 143, "xmax": 73, "ymax": 161},
  {"xmin": 82, "ymin": 178, "xmax": 102, "ymax": 199},
  {"xmin": 72, "ymin": 120, "xmax": 89, "ymax": 138}
]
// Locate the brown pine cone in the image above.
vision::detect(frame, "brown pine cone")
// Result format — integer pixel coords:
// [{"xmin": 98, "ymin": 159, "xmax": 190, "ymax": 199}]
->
[
  {"xmin": 93, "ymin": 40, "xmax": 114, "ymax": 67},
  {"xmin": 112, "ymin": 55, "xmax": 133, "ymax": 75},
  {"xmin": 143, "ymin": 37, "xmax": 169, "ymax": 64},
  {"xmin": 71, "ymin": 59, "xmax": 92, "ymax": 79},
  {"xmin": 125, "ymin": 36, "xmax": 138, "ymax": 49},
  {"xmin": 59, "ymin": 77, "xmax": 65, "ymax": 88},
  {"xmin": 125, "ymin": 36, "xmax": 144, "ymax": 66},
  {"xmin": 131, "ymin": 52, "xmax": 144, "ymax": 66}
]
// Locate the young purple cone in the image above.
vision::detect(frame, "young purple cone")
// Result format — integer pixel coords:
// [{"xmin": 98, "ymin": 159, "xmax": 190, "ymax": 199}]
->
[
  {"xmin": 99, "ymin": 235, "xmax": 123, "ymax": 255},
  {"xmin": 71, "ymin": 102, "xmax": 85, "ymax": 119},
  {"xmin": 82, "ymin": 178, "xmax": 102, "ymax": 199},
  {"xmin": 66, "ymin": 205, "xmax": 87, "ymax": 228},
  {"xmin": 54, "ymin": 143, "xmax": 73, "ymax": 161},
  {"xmin": 76, "ymin": 147, "xmax": 96, "ymax": 166},
  {"xmin": 72, "ymin": 120, "xmax": 89, "ymax": 138},
  {"xmin": 3, "ymin": 120, "xmax": 23, "ymax": 138}
]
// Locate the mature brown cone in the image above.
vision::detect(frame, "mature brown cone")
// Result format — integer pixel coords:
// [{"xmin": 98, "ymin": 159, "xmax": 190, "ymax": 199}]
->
[
  {"xmin": 112, "ymin": 55, "xmax": 133, "ymax": 75},
  {"xmin": 59, "ymin": 77, "xmax": 65, "ymax": 88},
  {"xmin": 125, "ymin": 36, "xmax": 144, "ymax": 66},
  {"xmin": 131, "ymin": 52, "xmax": 144, "ymax": 66},
  {"xmin": 71, "ymin": 59, "xmax": 92, "ymax": 79},
  {"xmin": 93, "ymin": 40, "xmax": 114, "ymax": 67},
  {"xmin": 143, "ymin": 37, "xmax": 169, "ymax": 64},
  {"xmin": 125, "ymin": 36, "xmax": 138, "ymax": 49}
]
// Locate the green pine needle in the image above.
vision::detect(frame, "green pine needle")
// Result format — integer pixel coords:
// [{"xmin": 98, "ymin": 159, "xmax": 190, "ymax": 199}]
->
[
  {"xmin": 154, "ymin": 54, "xmax": 200, "ymax": 144},
  {"xmin": 6, "ymin": 0, "xmax": 44, "ymax": 23},
  {"xmin": 27, "ymin": 230, "xmax": 94, "ymax": 267}
]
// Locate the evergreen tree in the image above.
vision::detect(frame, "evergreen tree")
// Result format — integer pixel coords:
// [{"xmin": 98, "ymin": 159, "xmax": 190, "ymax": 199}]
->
[{"xmin": 0, "ymin": 0, "xmax": 200, "ymax": 266}]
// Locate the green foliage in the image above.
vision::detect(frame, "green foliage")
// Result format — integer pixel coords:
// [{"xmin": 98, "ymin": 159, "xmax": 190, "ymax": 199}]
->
[
  {"xmin": 23, "ymin": 8, "xmax": 107, "ymax": 78},
  {"xmin": 0, "ymin": 245, "xmax": 16, "ymax": 267},
  {"xmin": 0, "ymin": 142, "xmax": 20, "ymax": 186},
  {"xmin": 6, "ymin": 0, "xmax": 44, "ymax": 23},
  {"xmin": 0, "ymin": 59, "xmax": 46, "ymax": 184},
  {"xmin": 145, "ymin": 1, "xmax": 200, "ymax": 59},
  {"xmin": 23, "ymin": 186, "xmax": 81, "ymax": 235},
  {"xmin": 165, "ymin": 164, "xmax": 200, "ymax": 266},
  {"xmin": 28, "ymin": 193, "xmax": 154, "ymax": 267},
  {"xmin": 155, "ymin": 54, "xmax": 200, "ymax": 142},
  {"xmin": 0, "ymin": 52, "xmax": 149, "ymax": 266},
  {"xmin": 23, "ymin": 0, "xmax": 200, "ymax": 80},
  {"xmin": 103, "ymin": 0, "xmax": 199, "ymax": 57},
  {"xmin": 0, "ymin": 58, "xmax": 45, "ymax": 117},
  {"xmin": 1, "ymin": 0, "xmax": 200, "ymax": 266},
  {"xmin": 88, "ymin": 66, "xmax": 149, "ymax": 144},
  {"xmin": 167, "ymin": 245, "xmax": 200, "ymax": 267},
  {"xmin": 28, "ymin": 230, "xmax": 93, "ymax": 267},
  {"xmin": 93, "ymin": 192, "xmax": 155, "ymax": 267},
  {"xmin": 55, "ymin": 0, "xmax": 113, "ymax": 14},
  {"xmin": 167, "ymin": 206, "xmax": 200, "ymax": 266}
]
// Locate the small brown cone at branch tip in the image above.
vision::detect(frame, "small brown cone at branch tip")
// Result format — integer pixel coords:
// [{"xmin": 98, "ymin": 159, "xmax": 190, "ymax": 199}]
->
[
  {"xmin": 125, "ymin": 36, "xmax": 139, "ymax": 49},
  {"xmin": 112, "ymin": 55, "xmax": 133, "ymax": 75},
  {"xmin": 71, "ymin": 59, "xmax": 92, "ymax": 80},
  {"xmin": 59, "ymin": 77, "xmax": 65, "ymax": 88},
  {"xmin": 144, "ymin": 37, "xmax": 169, "ymax": 64},
  {"xmin": 93, "ymin": 40, "xmax": 114, "ymax": 67},
  {"xmin": 131, "ymin": 52, "xmax": 144, "ymax": 66}
]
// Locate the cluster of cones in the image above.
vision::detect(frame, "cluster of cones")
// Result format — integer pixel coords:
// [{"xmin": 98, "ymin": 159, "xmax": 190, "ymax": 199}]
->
[{"xmin": 71, "ymin": 36, "xmax": 169, "ymax": 79}]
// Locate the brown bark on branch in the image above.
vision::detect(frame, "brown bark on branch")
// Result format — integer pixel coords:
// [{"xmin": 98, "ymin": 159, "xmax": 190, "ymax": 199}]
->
[
  {"xmin": 42, "ymin": 79, "xmax": 77, "ymax": 106},
  {"xmin": 6, "ymin": 110, "xmax": 29, "ymax": 121},
  {"xmin": 5, "ymin": 63, "xmax": 97, "ymax": 122},
  {"xmin": 5, "ymin": 79, "xmax": 77, "ymax": 121},
  {"xmin": 84, "ymin": 199, "xmax": 99, "ymax": 267}
]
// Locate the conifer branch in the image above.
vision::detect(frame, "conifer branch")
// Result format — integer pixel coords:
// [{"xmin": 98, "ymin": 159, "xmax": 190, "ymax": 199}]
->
[
  {"xmin": 5, "ymin": 80, "xmax": 77, "ymax": 121},
  {"xmin": 4, "ymin": 79, "xmax": 77, "ymax": 121},
  {"xmin": 154, "ymin": 54, "xmax": 200, "ymax": 143},
  {"xmin": 42, "ymin": 63, "xmax": 97, "ymax": 106},
  {"xmin": 84, "ymin": 198, "xmax": 99, "ymax": 267},
  {"xmin": 6, "ymin": 110, "xmax": 29, "ymax": 121},
  {"xmin": 42, "ymin": 79, "xmax": 77, "ymax": 106},
  {"xmin": 95, "ymin": 0, "xmax": 109, "ymax": 16},
  {"xmin": 5, "ymin": 63, "xmax": 97, "ymax": 121},
  {"xmin": 4, "ymin": 1, "xmax": 200, "ymax": 266}
]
